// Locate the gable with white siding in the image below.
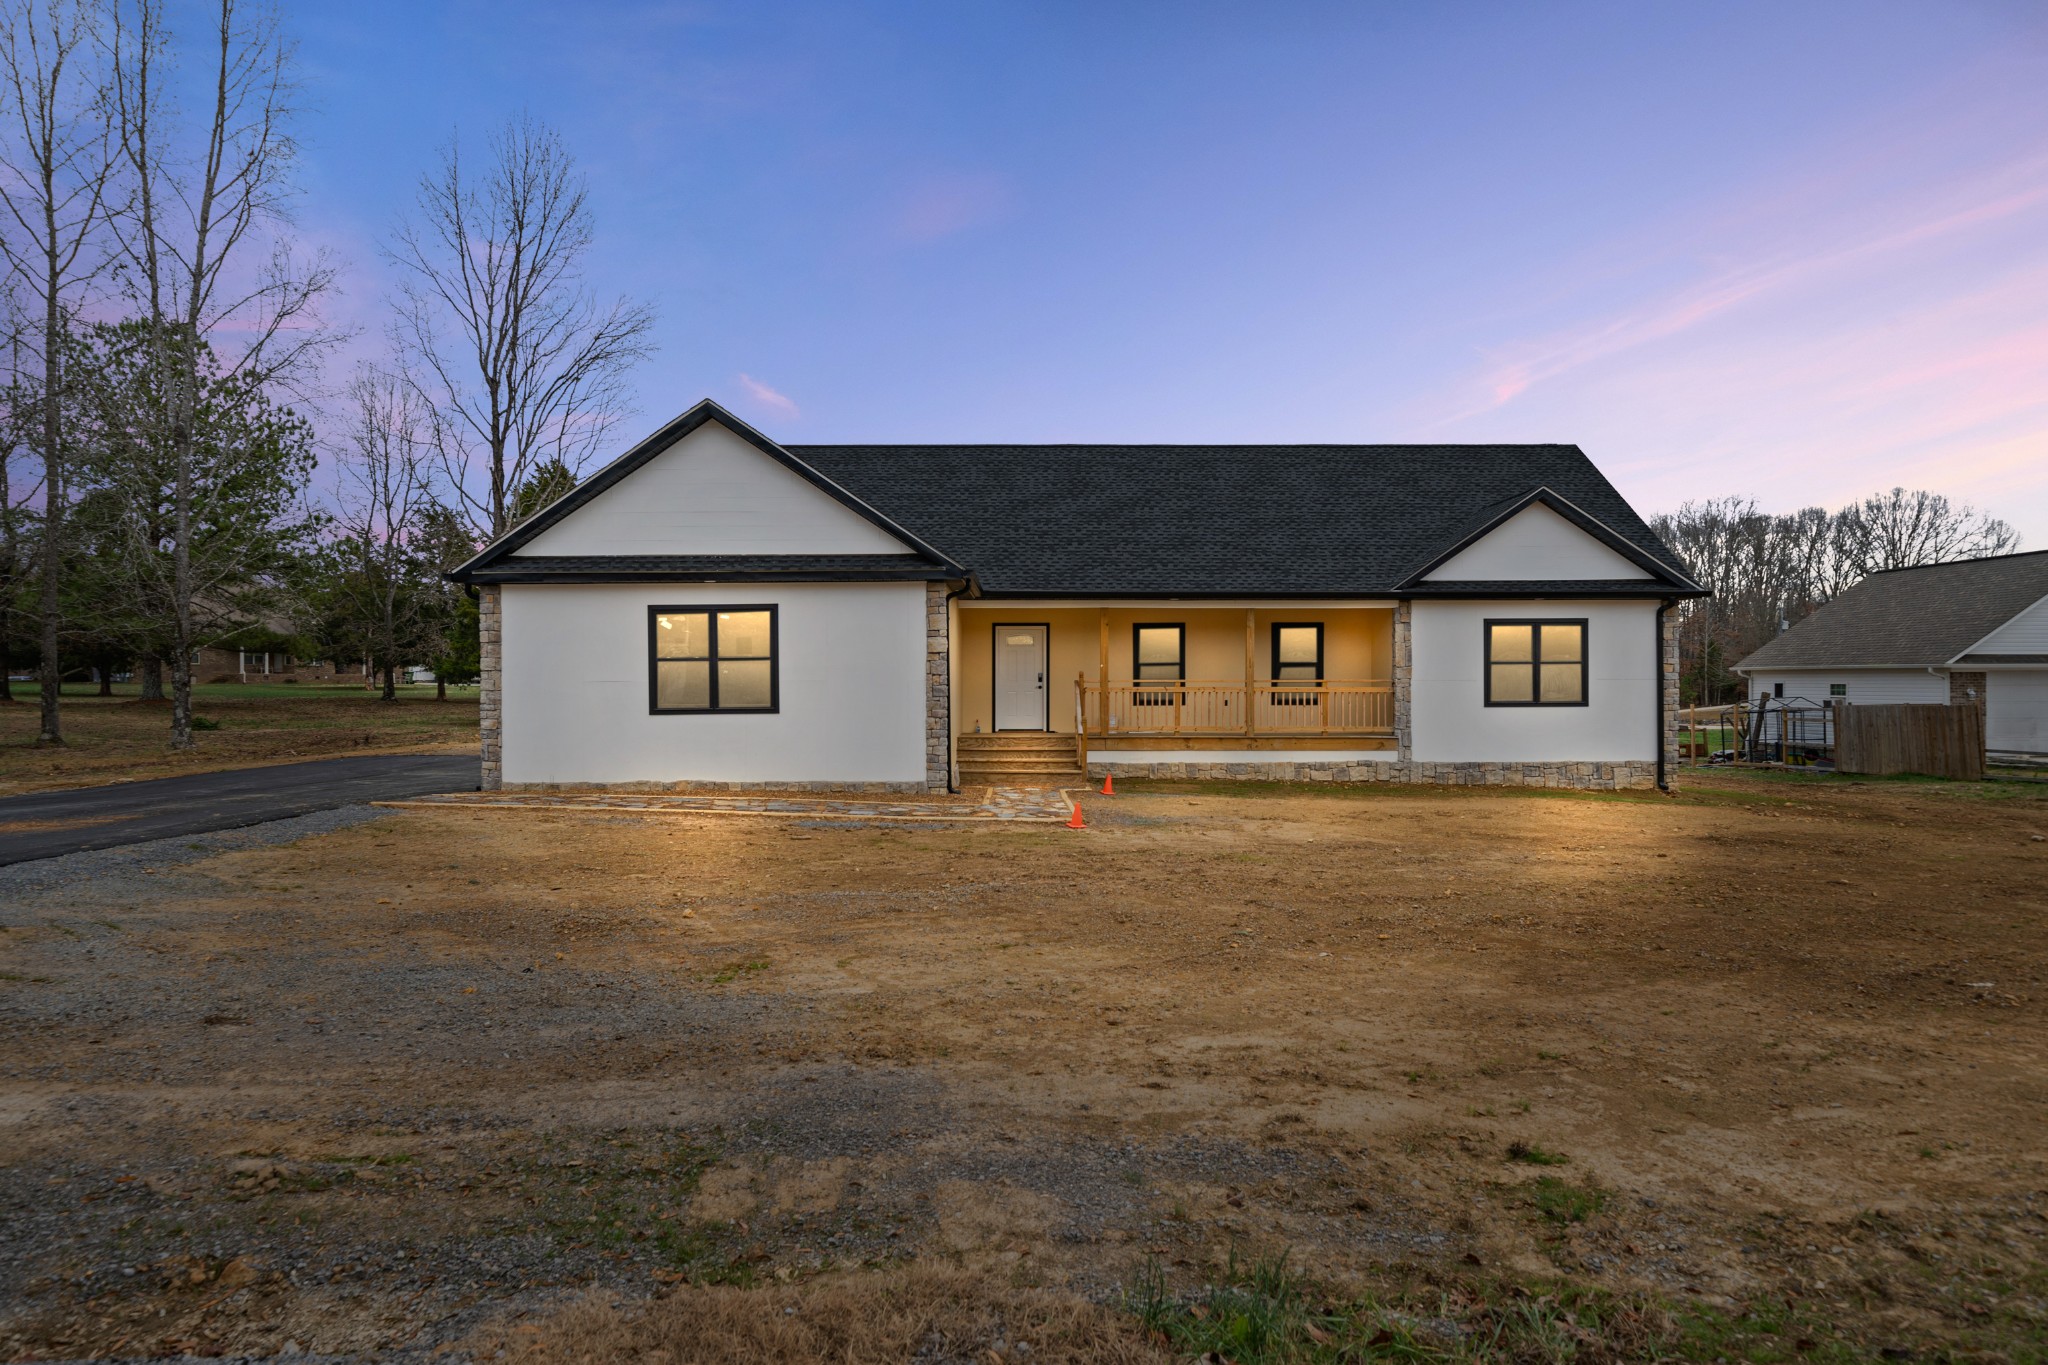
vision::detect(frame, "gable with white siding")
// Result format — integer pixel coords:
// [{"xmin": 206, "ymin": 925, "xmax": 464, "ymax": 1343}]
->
[
  {"xmin": 1957, "ymin": 591, "xmax": 2048, "ymax": 661},
  {"xmin": 515, "ymin": 420, "xmax": 912, "ymax": 558}
]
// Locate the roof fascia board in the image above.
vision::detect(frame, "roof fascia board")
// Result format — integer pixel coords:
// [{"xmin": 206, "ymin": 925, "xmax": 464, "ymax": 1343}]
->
[
  {"xmin": 1734, "ymin": 661, "xmax": 1955, "ymax": 674},
  {"xmin": 1403, "ymin": 584, "xmax": 1704, "ymax": 600},
  {"xmin": 448, "ymin": 399, "xmax": 965, "ymax": 581},
  {"xmin": 959, "ymin": 596, "xmax": 1404, "ymax": 610},
  {"xmin": 472, "ymin": 569, "xmax": 955, "ymax": 584},
  {"xmin": 1395, "ymin": 486, "xmax": 1702, "ymax": 592}
]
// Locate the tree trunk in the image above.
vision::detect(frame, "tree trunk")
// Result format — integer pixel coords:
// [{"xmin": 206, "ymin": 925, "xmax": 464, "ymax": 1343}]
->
[
  {"xmin": 0, "ymin": 615, "xmax": 12, "ymax": 702},
  {"xmin": 97, "ymin": 667, "xmax": 113, "ymax": 697},
  {"xmin": 169, "ymin": 404, "xmax": 195, "ymax": 749},
  {"xmin": 169, "ymin": 638, "xmax": 192, "ymax": 748},
  {"xmin": 37, "ymin": 256, "xmax": 64, "ymax": 746},
  {"xmin": 138, "ymin": 657, "xmax": 164, "ymax": 700},
  {"xmin": 381, "ymin": 663, "xmax": 396, "ymax": 702},
  {"xmin": 436, "ymin": 675, "xmax": 446, "ymax": 701}
]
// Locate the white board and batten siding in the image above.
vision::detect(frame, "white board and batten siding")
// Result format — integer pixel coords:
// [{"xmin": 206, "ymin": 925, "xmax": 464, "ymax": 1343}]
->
[
  {"xmin": 517, "ymin": 420, "xmax": 907, "ymax": 557},
  {"xmin": 1422, "ymin": 503, "xmax": 1653, "ymax": 583},
  {"xmin": 499, "ymin": 582, "xmax": 930, "ymax": 786},
  {"xmin": 1409, "ymin": 507, "xmax": 1667, "ymax": 764},
  {"xmin": 1743, "ymin": 671, "xmax": 1947, "ymax": 707},
  {"xmin": 498, "ymin": 419, "xmax": 930, "ymax": 787},
  {"xmin": 1410, "ymin": 600, "xmax": 1661, "ymax": 763}
]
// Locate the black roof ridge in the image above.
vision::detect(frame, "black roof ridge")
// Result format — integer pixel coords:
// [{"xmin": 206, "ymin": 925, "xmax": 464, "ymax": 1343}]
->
[
  {"xmin": 783, "ymin": 441, "xmax": 1587, "ymax": 450},
  {"xmin": 1865, "ymin": 547, "xmax": 2048, "ymax": 574}
]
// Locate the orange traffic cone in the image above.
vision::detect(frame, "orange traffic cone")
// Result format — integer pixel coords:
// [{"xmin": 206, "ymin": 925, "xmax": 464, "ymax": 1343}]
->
[
  {"xmin": 1100, "ymin": 771, "xmax": 1115, "ymax": 796},
  {"xmin": 1066, "ymin": 799, "xmax": 1086, "ymax": 830}
]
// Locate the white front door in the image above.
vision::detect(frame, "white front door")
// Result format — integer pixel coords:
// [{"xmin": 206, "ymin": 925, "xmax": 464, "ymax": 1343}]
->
[{"xmin": 994, "ymin": 626, "xmax": 1048, "ymax": 731}]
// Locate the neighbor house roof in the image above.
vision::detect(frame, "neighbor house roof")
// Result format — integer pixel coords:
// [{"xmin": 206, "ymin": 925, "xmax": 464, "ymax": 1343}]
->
[
  {"xmin": 1735, "ymin": 550, "xmax": 2048, "ymax": 671},
  {"xmin": 452, "ymin": 400, "xmax": 1701, "ymax": 597}
]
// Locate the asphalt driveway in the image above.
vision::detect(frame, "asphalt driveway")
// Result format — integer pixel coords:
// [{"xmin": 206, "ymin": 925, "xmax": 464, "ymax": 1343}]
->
[{"xmin": 0, "ymin": 753, "xmax": 479, "ymax": 866}]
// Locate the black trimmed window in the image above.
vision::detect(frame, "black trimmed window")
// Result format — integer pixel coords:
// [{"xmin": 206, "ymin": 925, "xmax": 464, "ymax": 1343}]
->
[
  {"xmin": 1484, "ymin": 619, "xmax": 1587, "ymax": 707},
  {"xmin": 1829, "ymin": 683, "xmax": 1846, "ymax": 697},
  {"xmin": 1133, "ymin": 623, "xmax": 1184, "ymax": 705},
  {"xmin": 1271, "ymin": 622, "xmax": 1323, "ymax": 704},
  {"xmin": 650, "ymin": 606, "xmax": 778, "ymax": 713}
]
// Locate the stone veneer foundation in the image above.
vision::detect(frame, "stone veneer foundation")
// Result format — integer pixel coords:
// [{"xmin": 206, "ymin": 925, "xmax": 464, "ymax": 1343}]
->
[
  {"xmin": 1086, "ymin": 759, "xmax": 1661, "ymax": 789},
  {"xmin": 497, "ymin": 779, "xmax": 930, "ymax": 795}
]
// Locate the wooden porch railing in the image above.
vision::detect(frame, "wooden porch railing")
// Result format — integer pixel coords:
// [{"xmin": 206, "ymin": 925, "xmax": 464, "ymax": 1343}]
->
[{"xmin": 1077, "ymin": 676, "xmax": 1394, "ymax": 737}]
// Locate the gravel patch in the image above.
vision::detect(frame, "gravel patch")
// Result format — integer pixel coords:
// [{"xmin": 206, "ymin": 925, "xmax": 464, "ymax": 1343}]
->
[{"xmin": 0, "ymin": 805, "xmax": 394, "ymax": 905}]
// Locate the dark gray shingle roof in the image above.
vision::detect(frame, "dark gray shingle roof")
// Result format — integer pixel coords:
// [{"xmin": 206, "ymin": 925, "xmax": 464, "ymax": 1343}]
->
[
  {"xmin": 1736, "ymin": 550, "xmax": 2048, "ymax": 670},
  {"xmin": 790, "ymin": 442, "xmax": 1690, "ymax": 596}
]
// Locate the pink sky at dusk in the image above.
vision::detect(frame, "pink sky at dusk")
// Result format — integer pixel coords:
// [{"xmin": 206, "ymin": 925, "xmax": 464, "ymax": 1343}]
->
[{"xmin": 295, "ymin": 2, "xmax": 2048, "ymax": 544}]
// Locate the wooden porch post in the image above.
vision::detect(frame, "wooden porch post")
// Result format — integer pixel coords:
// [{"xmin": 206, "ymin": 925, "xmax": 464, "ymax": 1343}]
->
[
  {"xmin": 1244, "ymin": 609, "xmax": 1257, "ymax": 737},
  {"xmin": 1098, "ymin": 608, "xmax": 1110, "ymax": 733}
]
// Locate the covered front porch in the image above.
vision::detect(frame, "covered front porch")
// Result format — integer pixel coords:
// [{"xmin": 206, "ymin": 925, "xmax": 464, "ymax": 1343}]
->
[{"xmin": 952, "ymin": 603, "xmax": 1398, "ymax": 756}]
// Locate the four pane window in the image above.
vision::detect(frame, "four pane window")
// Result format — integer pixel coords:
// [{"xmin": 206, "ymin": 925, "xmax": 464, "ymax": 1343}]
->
[
  {"xmin": 1133, "ymin": 624, "xmax": 1185, "ymax": 705},
  {"xmin": 651, "ymin": 606, "xmax": 777, "ymax": 713},
  {"xmin": 1485, "ymin": 620, "xmax": 1586, "ymax": 706},
  {"xmin": 1272, "ymin": 623, "xmax": 1324, "ymax": 704}
]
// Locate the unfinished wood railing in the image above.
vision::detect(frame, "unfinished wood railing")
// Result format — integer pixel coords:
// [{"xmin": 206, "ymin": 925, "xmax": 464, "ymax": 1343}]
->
[{"xmin": 1077, "ymin": 677, "xmax": 1394, "ymax": 737}]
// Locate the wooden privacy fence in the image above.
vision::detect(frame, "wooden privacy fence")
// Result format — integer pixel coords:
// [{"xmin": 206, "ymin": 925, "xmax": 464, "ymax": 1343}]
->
[{"xmin": 1834, "ymin": 703, "xmax": 1985, "ymax": 780}]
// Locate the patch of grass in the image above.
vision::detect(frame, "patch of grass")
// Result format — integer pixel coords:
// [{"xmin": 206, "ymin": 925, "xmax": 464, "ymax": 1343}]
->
[
  {"xmin": 1124, "ymin": 1253, "xmax": 1677, "ymax": 1363},
  {"xmin": 1505, "ymin": 1141, "xmax": 1569, "ymax": 1166},
  {"xmin": 709, "ymin": 958, "xmax": 770, "ymax": 984},
  {"xmin": 1528, "ymin": 1176, "xmax": 1605, "ymax": 1224},
  {"xmin": 1670, "ymin": 1297, "xmax": 1867, "ymax": 1363},
  {"xmin": 189, "ymin": 715, "xmax": 221, "ymax": 731}
]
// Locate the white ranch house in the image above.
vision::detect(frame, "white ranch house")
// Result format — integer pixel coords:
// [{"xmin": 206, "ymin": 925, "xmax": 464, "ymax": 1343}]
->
[
  {"xmin": 449, "ymin": 401, "xmax": 1703, "ymax": 792},
  {"xmin": 1735, "ymin": 550, "xmax": 2048, "ymax": 762}
]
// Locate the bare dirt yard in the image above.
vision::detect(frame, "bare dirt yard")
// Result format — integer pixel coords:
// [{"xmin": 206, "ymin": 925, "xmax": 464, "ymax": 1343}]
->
[
  {"xmin": 1, "ymin": 769, "xmax": 2043, "ymax": 1363},
  {"xmin": 0, "ymin": 686, "xmax": 479, "ymax": 797}
]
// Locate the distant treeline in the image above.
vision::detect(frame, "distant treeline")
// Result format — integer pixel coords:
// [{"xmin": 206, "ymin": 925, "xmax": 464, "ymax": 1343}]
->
[{"xmin": 1651, "ymin": 488, "xmax": 2021, "ymax": 704}]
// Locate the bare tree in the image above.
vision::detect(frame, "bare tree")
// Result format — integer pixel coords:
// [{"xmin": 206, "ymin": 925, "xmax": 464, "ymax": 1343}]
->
[
  {"xmin": 329, "ymin": 367, "xmax": 436, "ymax": 702},
  {"xmin": 108, "ymin": 0, "xmax": 337, "ymax": 749},
  {"xmin": 1655, "ymin": 487, "xmax": 2025, "ymax": 703},
  {"xmin": 0, "ymin": 305, "xmax": 37, "ymax": 703},
  {"xmin": 387, "ymin": 115, "xmax": 655, "ymax": 538},
  {"xmin": 0, "ymin": 0, "xmax": 118, "ymax": 743},
  {"xmin": 1833, "ymin": 487, "xmax": 2020, "ymax": 578}
]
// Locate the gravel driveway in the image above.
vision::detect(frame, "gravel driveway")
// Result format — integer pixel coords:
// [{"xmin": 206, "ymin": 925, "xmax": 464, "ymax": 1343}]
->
[{"xmin": 0, "ymin": 754, "xmax": 477, "ymax": 865}]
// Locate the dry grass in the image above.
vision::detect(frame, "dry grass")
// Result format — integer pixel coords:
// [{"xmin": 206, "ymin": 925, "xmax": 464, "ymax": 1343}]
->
[
  {"xmin": 475, "ymin": 1267, "xmax": 1169, "ymax": 1365},
  {"xmin": 0, "ymin": 683, "xmax": 478, "ymax": 795},
  {"xmin": 3, "ymin": 768, "xmax": 2044, "ymax": 1361}
]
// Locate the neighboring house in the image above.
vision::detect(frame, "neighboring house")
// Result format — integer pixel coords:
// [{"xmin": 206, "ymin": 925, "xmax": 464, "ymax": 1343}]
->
[
  {"xmin": 447, "ymin": 400, "xmax": 1703, "ymax": 794},
  {"xmin": 191, "ymin": 644, "xmax": 369, "ymax": 684},
  {"xmin": 1734, "ymin": 550, "xmax": 2048, "ymax": 761}
]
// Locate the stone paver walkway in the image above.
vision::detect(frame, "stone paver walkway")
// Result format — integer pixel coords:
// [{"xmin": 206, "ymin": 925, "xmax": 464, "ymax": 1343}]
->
[{"xmin": 375, "ymin": 785, "xmax": 1076, "ymax": 824}]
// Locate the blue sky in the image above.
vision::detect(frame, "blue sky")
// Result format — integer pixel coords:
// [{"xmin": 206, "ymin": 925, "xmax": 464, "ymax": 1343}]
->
[{"xmin": 291, "ymin": 1, "xmax": 2048, "ymax": 539}]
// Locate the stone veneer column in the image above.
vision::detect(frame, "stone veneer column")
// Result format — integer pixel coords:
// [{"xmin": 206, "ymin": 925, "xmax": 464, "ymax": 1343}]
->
[
  {"xmin": 1392, "ymin": 601, "xmax": 1413, "ymax": 762},
  {"xmin": 1660, "ymin": 604, "xmax": 1681, "ymax": 787},
  {"xmin": 925, "ymin": 581, "xmax": 951, "ymax": 792},
  {"xmin": 478, "ymin": 585, "xmax": 503, "ymax": 791}
]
